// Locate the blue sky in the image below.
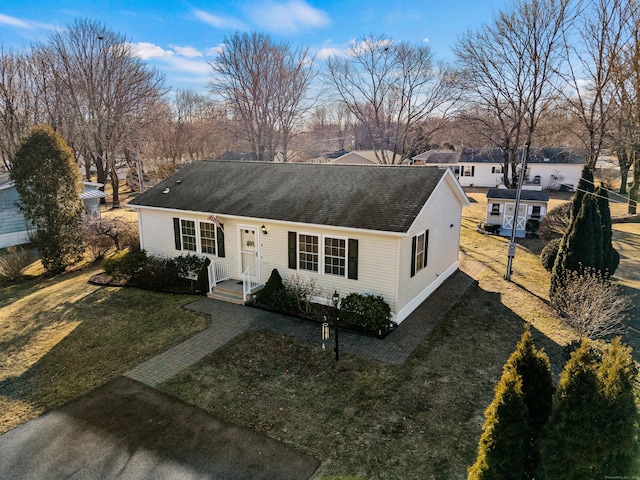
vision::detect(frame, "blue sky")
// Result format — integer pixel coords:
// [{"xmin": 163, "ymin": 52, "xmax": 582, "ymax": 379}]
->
[{"xmin": 0, "ymin": 0, "xmax": 508, "ymax": 93}]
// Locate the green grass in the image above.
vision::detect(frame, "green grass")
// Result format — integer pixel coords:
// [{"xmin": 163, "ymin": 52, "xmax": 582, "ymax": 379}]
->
[
  {"xmin": 3, "ymin": 189, "xmax": 638, "ymax": 478},
  {"xmin": 0, "ymin": 265, "xmax": 209, "ymax": 434}
]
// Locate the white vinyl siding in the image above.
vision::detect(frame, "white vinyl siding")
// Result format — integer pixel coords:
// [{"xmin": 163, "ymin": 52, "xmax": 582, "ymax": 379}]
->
[{"xmin": 397, "ymin": 174, "xmax": 463, "ymax": 316}]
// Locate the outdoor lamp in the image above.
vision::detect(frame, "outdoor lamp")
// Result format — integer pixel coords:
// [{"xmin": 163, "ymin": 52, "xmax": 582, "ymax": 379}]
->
[{"xmin": 261, "ymin": 225, "xmax": 268, "ymax": 235}]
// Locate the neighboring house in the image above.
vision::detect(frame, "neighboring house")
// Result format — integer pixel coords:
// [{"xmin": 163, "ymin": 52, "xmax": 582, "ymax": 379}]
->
[
  {"xmin": 128, "ymin": 161, "xmax": 470, "ymax": 324},
  {"xmin": 0, "ymin": 174, "xmax": 107, "ymax": 248},
  {"xmin": 0, "ymin": 173, "xmax": 33, "ymax": 248},
  {"xmin": 329, "ymin": 150, "xmax": 401, "ymax": 165},
  {"xmin": 485, "ymin": 188, "xmax": 550, "ymax": 238},
  {"xmin": 80, "ymin": 182, "xmax": 108, "ymax": 217},
  {"xmin": 413, "ymin": 148, "xmax": 585, "ymax": 190}
]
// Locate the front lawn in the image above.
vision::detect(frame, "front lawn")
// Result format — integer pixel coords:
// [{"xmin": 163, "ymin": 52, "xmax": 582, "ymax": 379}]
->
[{"xmin": 0, "ymin": 265, "xmax": 209, "ymax": 434}]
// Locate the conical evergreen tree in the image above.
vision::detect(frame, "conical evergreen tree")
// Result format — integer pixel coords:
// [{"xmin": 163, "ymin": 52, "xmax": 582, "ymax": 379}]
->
[
  {"xmin": 598, "ymin": 338, "xmax": 639, "ymax": 475},
  {"xmin": 506, "ymin": 327, "xmax": 554, "ymax": 479},
  {"xmin": 468, "ymin": 365, "xmax": 529, "ymax": 480},
  {"xmin": 594, "ymin": 184, "xmax": 619, "ymax": 276},
  {"xmin": 550, "ymin": 195, "xmax": 602, "ymax": 295},
  {"xmin": 540, "ymin": 339, "xmax": 605, "ymax": 480},
  {"xmin": 570, "ymin": 165, "xmax": 594, "ymax": 220},
  {"xmin": 540, "ymin": 339, "xmax": 639, "ymax": 479}
]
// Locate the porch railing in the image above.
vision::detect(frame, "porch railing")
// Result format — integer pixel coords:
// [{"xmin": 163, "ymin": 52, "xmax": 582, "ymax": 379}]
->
[
  {"xmin": 208, "ymin": 259, "xmax": 232, "ymax": 290},
  {"xmin": 242, "ymin": 262, "xmax": 263, "ymax": 300}
]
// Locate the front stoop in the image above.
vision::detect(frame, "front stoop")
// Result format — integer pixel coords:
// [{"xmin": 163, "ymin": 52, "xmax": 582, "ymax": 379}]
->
[{"xmin": 207, "ymin": 279, "xmax": 264, "ymax": 305}]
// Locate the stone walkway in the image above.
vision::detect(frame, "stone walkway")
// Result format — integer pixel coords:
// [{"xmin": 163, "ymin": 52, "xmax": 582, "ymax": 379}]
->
[{"xmin": 125, "ymin": 259, "xmax": 486, "ymax": 387}]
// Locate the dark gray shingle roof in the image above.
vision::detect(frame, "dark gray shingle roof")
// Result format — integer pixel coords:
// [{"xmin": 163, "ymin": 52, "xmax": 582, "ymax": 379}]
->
[
  {"xmin": 486, "ymin": 188, "xmax": 550, "ymax": 202},
  {"xmin": 460, "ymin": 148, "xmax": 585, "ymax": 164},
  {"xmin": 129, "ymin": 161, "xmax": 449, "ymax": 233}
]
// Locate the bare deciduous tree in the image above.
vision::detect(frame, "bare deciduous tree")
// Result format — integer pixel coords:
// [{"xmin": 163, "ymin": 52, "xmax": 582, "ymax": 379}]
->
[
  {"xmin": 561, "ymin": 0, "xmax": 633, "ymax": 170},
  {"xmin": 209, "ymin": 32, "xmax": 315, "ymax": 162},
  {"xmin": 326, "ymin": 34, "xmax": 457, "ymax": 164},
  {"xmin": 551, "ymin": 269, "xmax": 631, "ymax": 339},
  {"xmin": 0, "ymin": 49, "xmax": 40, "ymax": 170},
  {"xmin": 454, "ymin": 0, "xmax": 570, "ymax": 187},
  {"xmin": 38, "ymin": 19, "xmax": 166, "ymax": 206}
]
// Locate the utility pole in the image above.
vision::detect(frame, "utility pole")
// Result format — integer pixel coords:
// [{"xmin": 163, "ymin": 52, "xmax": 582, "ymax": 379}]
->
[{"xmin": 505, "ymin": 143, "xmax": 529, "ymax": 281}]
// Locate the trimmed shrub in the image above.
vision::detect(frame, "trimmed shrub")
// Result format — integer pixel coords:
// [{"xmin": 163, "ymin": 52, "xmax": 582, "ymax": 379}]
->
[
  {"xmin": 540, "ymin": 238, "xmax": 561, "ymax": 272},
  {"xmin": 256, "ymin": 269, "xmax": 295, "ymax": 310},
  {"xmin": 339, "ymin": 293, "xmax": 392, "ymax": 333},
  {"xmin": 102, "ymin": 248, "xmax": 147, "ymax": 281},
  {"xmin": 539, "ymin": 203, "xmax": 571, "ymax": 241}
]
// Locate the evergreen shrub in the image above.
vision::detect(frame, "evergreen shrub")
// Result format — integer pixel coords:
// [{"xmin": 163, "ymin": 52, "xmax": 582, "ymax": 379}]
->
[
  {"xmin": 540, "ymin": 238, "xmax": 561, "ymax": 272},
  {"xmin": 339, "ymin": 293, "xmax": 392, "ymax": 333}
]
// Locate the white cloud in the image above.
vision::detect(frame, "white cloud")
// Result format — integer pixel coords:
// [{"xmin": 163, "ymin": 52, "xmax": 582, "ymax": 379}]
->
[
  {"xmin": 423, "ymin": 37, "xmax": 430, "ymax": 43},
  {"xmin": 204, "ymin": 44, "xmax": 226, "ymax": 57},
  {"xmin": 316, "ymin": 47, "xmax": 345, "ymax": 60},
  {"xmin": 247, "ymin": 0, "xmax": 330, "ymax": 35},
  {"xmin": 163, "ymin": 56, "xmax": 211, "ymax": 75},
  {"xmin": 0, "ymin": 13, "xmax": 32, "ymax": 29},
  {"xmin": 129, "ymin": 42, "xmax": 174, "ymax": 60},
  {"xmin": 193, "ymin": 9, "xmax": 246, "ymax": 30},
  {"xmin": 172, "ymin": 45, "xmax": 203, "ymax": 58}
]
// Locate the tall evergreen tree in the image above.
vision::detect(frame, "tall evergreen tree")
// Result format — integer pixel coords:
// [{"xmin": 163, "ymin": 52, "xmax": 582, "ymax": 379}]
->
[
  {"xmin": 594, "ymin": 184, "xmax": 619, "ymax": 276},
  {"xmin": 570, "ymin": 164, "xmax": 595, "ymax": 220},
  {"xmin": 468, "ymin": 365, "xmax": 529, "ymax": 480},
  {"xmin": 506, "ymin": 327, "xmax": 555, "ymax": 478},
  {"xmin": 540, "ymin": 339, "xmax": 639, "ymax": 479},
  {"xmin": 10, "ymin": 125, "xmax": 84, "ymax": 273},
  {"xmin": 540, "ymin": 340, "xmax": 604, "ymax": 479},
  {"xmin": 598, "ymin": 338, "xmax": 639, "ymax": 474},
  {"xmin": 551, "ymin": 195, "xmax": 602, "ymax": 295}
]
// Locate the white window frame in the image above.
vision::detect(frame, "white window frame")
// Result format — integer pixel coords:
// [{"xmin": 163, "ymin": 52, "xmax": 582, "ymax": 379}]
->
[
  {"xmin": 180, "ymin": 219, "xmax": 197, "ymax": 252},
  {"xmin": 298, "ymin": 232, "xmax": 319, "ymax": 272},
  {"xmin": 323, "ymin": 234, "xmax": 347, "ymax": 278},
  {"xmin": 199, "ymin": 221, "xmax": 218, "ymax": 255},
  {"xmin": 414, "ymin": 231, "xmax": 428, "ymax": 274}
]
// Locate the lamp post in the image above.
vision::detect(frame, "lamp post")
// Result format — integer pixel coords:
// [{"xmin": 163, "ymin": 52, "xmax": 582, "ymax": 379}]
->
[{"xmin": 332, "ymin": 290, "xmax": 340, "ymax": 361}]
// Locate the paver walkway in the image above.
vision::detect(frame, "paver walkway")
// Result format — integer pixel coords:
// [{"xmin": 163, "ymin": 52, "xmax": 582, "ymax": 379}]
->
[{"xmin": 125, "ymin": 258, "xmax": 486, "ymax": 387}]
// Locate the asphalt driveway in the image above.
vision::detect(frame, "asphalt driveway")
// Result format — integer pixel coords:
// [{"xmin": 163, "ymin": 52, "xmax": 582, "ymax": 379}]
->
[{"xmin": 0, "ymin": 376, "xmax": 319, "ymax": 480}]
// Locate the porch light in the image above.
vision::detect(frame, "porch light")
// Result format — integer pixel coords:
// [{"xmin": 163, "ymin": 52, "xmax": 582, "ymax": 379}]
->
[
  {"xmin": 261, "ymin": 225, "xmax": 268, "ymax": 235},
  {"xmin": 332, "ymin": 290, "xmax": 340, "ymax": 361}
]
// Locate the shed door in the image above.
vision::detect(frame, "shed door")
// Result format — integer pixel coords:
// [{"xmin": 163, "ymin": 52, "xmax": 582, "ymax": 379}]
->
[{"xmin": 503, "ymin": 203, "xmax": 527, "ymax": 230}]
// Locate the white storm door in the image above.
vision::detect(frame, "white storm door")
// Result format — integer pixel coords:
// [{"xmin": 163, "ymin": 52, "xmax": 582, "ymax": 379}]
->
[{"xmin": 240, "ymin": 227, "xmax": 258, "ymax": 280}]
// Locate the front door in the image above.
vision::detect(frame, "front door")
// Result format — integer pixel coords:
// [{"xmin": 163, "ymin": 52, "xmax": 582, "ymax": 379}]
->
[{"xmin": 240, "ymin": 227, "xmax": 258, "ymax": 280}]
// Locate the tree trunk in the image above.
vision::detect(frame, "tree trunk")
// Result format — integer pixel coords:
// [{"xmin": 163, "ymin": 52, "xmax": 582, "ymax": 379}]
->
[{"xmin": 110, "ymin": 169, "xmax": 120, "ymax": 209}]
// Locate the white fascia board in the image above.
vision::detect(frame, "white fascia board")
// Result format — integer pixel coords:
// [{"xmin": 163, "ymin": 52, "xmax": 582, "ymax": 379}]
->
[{"xmin": 127, "ymin": 203, "xmax": 406, "ymax": 238}]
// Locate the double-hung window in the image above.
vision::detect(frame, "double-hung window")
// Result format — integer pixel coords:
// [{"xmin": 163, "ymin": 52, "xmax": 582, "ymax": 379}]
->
[
  {"xmin": 199, "ymin": 222, "xmax": 216, "ymax": 255},
  {"xmin": 180, "ymin": 219, "xmax": 197, "ymax": 252},
  {"xmin": 298, "ymin": 234, "xmax": 319, "ymax": 272},
  {"xmin": 324, "ymin": 237, "xmax": 346, "ymax": 276},
  {"xmin": 411, "ymin": 230, "xmax": 429, "ymax": 277},
  {"xmin": 288, "ymin": 232, "xmax": 358, "ymax": 280},
  {"xmin": 173, "ymin": 217, "xmax": 225, "ymax": 257}
]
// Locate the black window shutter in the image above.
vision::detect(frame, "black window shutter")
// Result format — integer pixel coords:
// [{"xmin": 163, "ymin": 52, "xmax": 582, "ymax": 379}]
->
[
  {"xmin": 424, "ymin": 230, "xmax": 429, "ymax": 268},
  {"xmin": 217, "ymin": 225, "xmax": 225, "ymax": 257},
  {"xmin": 173, "ymin": 218, "xmax": 182, "ymax": 250},
  {"xmin": 410, "ymin": 236, "xmax": 417, "ymax": 277},
  {"xmin": 288, "ymin": 232, "xmax": 297, "ymax": 269},
  {"xmin": 348, "ymin": 239, "xmax": 358, "ymax": 280},
  {"xmin": 471, "ymin": 166, "xmax": 475, "ymax": 177}
]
